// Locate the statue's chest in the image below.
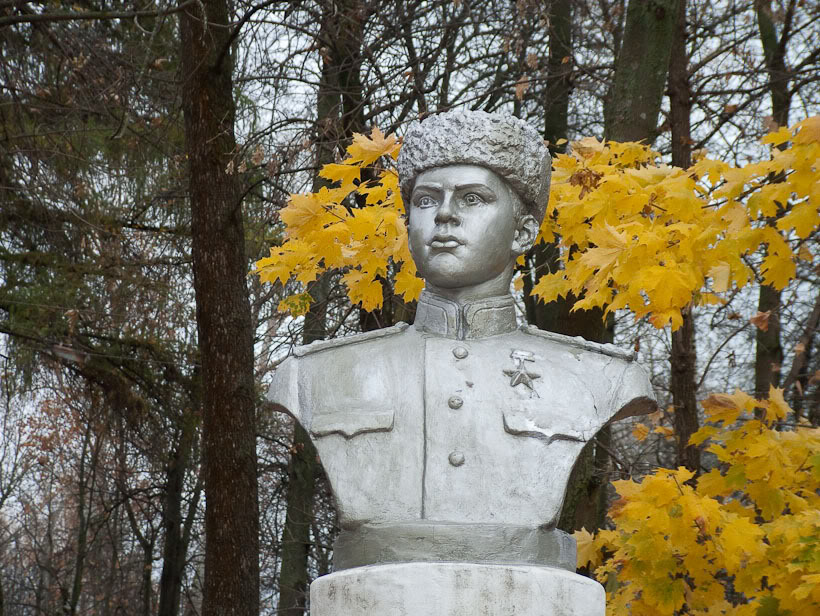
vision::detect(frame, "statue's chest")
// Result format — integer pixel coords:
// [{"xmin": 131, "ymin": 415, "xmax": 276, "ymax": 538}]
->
[
  {"xmin": 419, "ymin": 336, "xmax": 600, "ymax": 525},
  {"xmin": 307, "ymin": 332, "xmax": 606, "ymax": 527}
]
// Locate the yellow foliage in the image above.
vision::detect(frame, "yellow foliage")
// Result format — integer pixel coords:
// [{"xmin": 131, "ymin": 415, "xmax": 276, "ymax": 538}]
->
[
  {"xmin": 255, "ymin": 119, "xmax": 818, "ymax": 325},
  {"xmin": 259, "ymin": 118, "xmax": 819, "ymax": 613},
  {"xmin": 255, "ymin": 128, "xmax": 414, "ymax": 311},
  {"xmin": 540, "ymin": 118, "xmax": 819, "ymax": 328},
  {"xmin": 578, "ymin": 391, "xmax": 820, "ymax": 615}
]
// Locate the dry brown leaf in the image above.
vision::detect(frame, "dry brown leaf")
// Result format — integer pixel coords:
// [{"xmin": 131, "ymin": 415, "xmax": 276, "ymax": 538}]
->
[
  {"xmin": 251, "ymin": 144, "xmax": 265, "ymax": 166},
  {"xmin": 749, "ymin": 310, "xmax": 771, "ymax": 331},
  {"xmin": 701, "ymin": 393, "xmax": 737, "ymax": 410},
  {"xmin": 514, "ymin": 75, "xmax": 530, "ymax": 101}
]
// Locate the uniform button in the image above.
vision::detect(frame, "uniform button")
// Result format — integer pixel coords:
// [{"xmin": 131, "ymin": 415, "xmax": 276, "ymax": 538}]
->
[
  {"xmin": 448, "ymin": 451, "xmax": 465, "ymax": 467},
  {"xmin": 452, "ymin": 346, "xmax": 468, "ymax": 359},
  {"xmin": 448, "ymin": 396, "xmax": 463, "ymax": 409}
]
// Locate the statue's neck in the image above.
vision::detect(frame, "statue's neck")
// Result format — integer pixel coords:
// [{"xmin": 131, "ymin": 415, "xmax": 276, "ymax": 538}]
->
[{"xmin": 414, "ymin": 288, "xmax": 518, "ymax": 339}]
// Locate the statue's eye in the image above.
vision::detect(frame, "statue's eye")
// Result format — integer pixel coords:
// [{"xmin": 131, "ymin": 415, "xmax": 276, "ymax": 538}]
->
[
  {"xmin": 463, "ymin": 193, "xmax": 484, "ymax": 206},
  {"xmin": 416, "ymin": 195, "xmax": 437, "ymax": 208}
]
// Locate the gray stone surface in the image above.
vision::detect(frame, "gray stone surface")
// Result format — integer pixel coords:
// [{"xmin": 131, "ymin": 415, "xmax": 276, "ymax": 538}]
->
[
  {"xmin": 332, "ymin": 523, "xmax": 577, "ymax": 571},
  {"xmin": 266, "ymin": 111, "xmax": 656, "ymax": 616},
  {"xmin": 268, "ymin": 295, "xmax": 655, "ymax": 529},
  {"xmin": 310, "ymin": 562, "xmax": 605, "ymax": 616}
]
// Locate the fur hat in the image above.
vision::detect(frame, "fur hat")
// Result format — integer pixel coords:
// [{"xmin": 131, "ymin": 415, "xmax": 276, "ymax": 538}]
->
[{"xmin": 398, "ymin": 110, "xmax": 551, "ymax": 222}]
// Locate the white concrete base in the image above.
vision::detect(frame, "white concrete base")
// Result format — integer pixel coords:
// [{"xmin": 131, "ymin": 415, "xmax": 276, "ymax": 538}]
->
[{"xmin": 310, "ymin": 562, "xmax": 604, "ymax": 615}]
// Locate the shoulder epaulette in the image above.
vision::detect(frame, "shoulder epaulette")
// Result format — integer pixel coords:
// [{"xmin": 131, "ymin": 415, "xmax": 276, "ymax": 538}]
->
[
  {"xmin": 293, "ymin": 322, "xmax": 410, "ymax": 358},
  {"xmin": 521, "ymin": 325, "xmax": 636, "ymax": 362}
]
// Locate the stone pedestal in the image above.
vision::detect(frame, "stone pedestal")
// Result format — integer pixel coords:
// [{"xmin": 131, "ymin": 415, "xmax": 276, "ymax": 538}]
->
[{"xmin": 310, "ymin": 562, "xmax": 604, "ymax": 616}]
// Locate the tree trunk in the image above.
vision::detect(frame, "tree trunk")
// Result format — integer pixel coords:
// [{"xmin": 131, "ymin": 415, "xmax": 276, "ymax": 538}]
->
[
  {"xmin": 753, "ymin": 0, "xmax": 792, "ymax": 401},
  {"xmin": 668, "ymin": 0, "xmax": 692, "ymax": 168},
  {"xmin": 670, "ymin": 311, "xmax": 700, "ymax": 471},
  {"xmin": 605, "ymin": 0, "xmax": 679, "ymax": 143},
  {"xmin": 276, "ymin": 273, "xmax": 328, "ymax": 616},
  {"xmin": 559, "ymin": 0, "xmax": 681, "ymax": 531},
  {"xmin": 67, "ymin": 425, "xmax": 97, "ymax": 616},
  {"xmin": 755, "ymin": 284, "xmax": 784, "ymax": 398},
  {"xmin": 557, "ymin": 426, "xmax": 611, "ymax": 533},
  {"xmin": 180, "ymin": 1, "xmax": 260, "ymax": 614},
  {"xmin": 521, "ymin": 0, "xmax": 572, "ymax": 331},
  {"xmin": 524, "ymin": 0, "xmax": 616, "ymax": 533},
  {"xmin": 158, "ymin": 414, "xmax": 197, "ymax": 616},
  {"xmin": 666, "ymin": 0, "xmax": 700, "ymax": 473},
  {"xmin": 544, "ymin": 0, "xmax": 572, "ymax": 155},
  {"xmin": 755, "ymin": 0, "xmax": 792, "ymax": 129},
  {"xmin": 277, "ymin": 5, "xmax": 367, "ymax": 609},
  {"xmin": 277, "ymin": 423, "xmax": 319, "ymax": 616},
  {"xmin": 140, "ymin": 540, "xmax": 155, "ymax": 616}
]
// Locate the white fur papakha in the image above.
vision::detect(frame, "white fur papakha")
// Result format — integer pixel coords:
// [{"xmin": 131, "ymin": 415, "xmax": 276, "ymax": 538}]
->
[{"xmin": 397, "ymin": 109, "xmax": 551, "ymax": 223}]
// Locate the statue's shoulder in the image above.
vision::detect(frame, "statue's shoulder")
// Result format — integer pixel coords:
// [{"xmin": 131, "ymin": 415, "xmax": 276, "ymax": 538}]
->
[
  {"xmin": 292, "ymin": 321, "xmax": 411, "ymax": 359},
  {"xmin": 519, "ymin": 324, "xmax": 636, "ymax": 362},
  {"xmin": 269, "ymin": 322, "xmax": 411, "ymax": 415}
]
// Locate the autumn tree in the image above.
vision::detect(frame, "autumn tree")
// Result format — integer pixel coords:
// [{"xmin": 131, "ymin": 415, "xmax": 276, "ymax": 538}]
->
[
  {"xmin": 0, "ymin": 4, "xmax": 223, "ymax": 615},
  {"xmin": 2, "ymin": 1, "xmax": 819, "ymax": 614},
  {"xmin": 256, "ymin": 111, "xmax": 819, "ymax": 612},
  {"xmin": 179, "ymin": 0, "xmax": 260, "ymax": 614}
]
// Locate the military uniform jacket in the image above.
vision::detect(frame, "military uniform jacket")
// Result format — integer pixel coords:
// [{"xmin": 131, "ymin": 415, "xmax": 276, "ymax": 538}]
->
[{"xmin": 268, "ymin": 290, "xmax": 655, "ymax": 530}]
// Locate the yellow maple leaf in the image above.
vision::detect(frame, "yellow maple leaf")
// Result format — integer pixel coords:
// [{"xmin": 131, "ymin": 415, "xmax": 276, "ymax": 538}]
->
[
  {"xmin": 346, "ymin": 126, "xmax": 400, "ymax": 165},
  {"xmin": 319, "ymin": 163, "xmax": 361, "ymax": 188},
  {"xmin": 532, "ymin": 271, "xmax": 570, "ymax": 304},
  {"xmin": 640, "ymin": 265, "xmax": 698, "ymax": 312},
  {"xmin": 797, "ymin": 244, "xmax": 814, "ymax": 261},
  {"xmin": 277, "ymin": 292, "xmax": 314, "ymax": 317},
  {"xmin": 761, "ymin": 125, "xmax": 793, "ymax": 147},
  {"xmin": 630, "ymin": 423, "xmax": 649, "ymax": 441},
  {"xmin": 394, "ymin": 265, "xmax": 423, "ymax": 302},
  {"xmin": 572, "ymin": 136, "xmax": 605, "ymax": 157},
  {"xmin": 573, "ymin": 527, "xmax": 599, "ymax": 568},
  {"xmin": 766, "ymin": 386, "xmax": 791, "ymax": 421},
  {"xmin": 343, "ymin": 269, "xmax": 384, "ymax": 311},
  {"xmin": 708, "ymin": 261, "xmax": 731, "ymax": 293},
  {"xmin": 696, "ymin": 468, "xmax": 728, "ymax": 498},
  {"xmin": 760, "ymin": 253, "xmax": 796, "ymax": 289},
  {"xmin": 793, "ymin": 115, "xmax": 820, "ymax": 145},
  {"xmin": 776, "ymin": 201, "xmax": 820, "ymax": 239},
  {"xmin": 653, "ymin": 425, "xmax": 675, "ymax": 440},
  {"xmin": 720, "ymin": 516, "xmax": 764, "ymax": 570},
  {"xmin": 578, "ymin": 223, "xmax": 628, "ymax": 272},
  {"xmin": 280, "ymin": 192, "xmax": 327, "ymax": 236}
]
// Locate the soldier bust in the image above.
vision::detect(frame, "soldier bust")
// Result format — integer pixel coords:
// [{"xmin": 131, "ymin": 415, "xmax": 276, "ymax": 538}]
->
[{"xmin": 268, "ymin": 110, "xmax": 656, "ymax": 571}]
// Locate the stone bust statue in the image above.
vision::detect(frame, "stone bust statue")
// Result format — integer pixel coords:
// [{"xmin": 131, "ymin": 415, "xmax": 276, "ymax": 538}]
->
[{"xmin": 268, "ymin": 110, "xmax": 656, "ymax": 571}]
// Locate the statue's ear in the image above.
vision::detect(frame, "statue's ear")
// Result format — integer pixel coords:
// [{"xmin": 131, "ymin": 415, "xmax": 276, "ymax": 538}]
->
[{"xmin": 512, "ymin": 214, "xmax": 539, "ymax": 255}]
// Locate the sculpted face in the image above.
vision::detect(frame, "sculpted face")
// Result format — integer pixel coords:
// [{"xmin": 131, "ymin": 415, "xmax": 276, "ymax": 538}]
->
[{"xmin": 408, "ymin": 164, "xmax": 538, "ymax": 300}]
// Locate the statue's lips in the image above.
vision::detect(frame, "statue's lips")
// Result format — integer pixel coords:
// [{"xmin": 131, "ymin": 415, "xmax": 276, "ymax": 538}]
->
[{"xmin": 430, "ymin": 235, "xmax": 463, "ymax": 249}]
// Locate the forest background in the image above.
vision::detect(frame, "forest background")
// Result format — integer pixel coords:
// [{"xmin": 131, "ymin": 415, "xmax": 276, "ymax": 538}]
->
[{"xmin": 1, "ymin": 1, "xmax": 818, "ymax": 616}]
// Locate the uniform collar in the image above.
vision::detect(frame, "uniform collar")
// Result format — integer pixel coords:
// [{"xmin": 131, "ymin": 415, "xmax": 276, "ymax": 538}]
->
[{"xmin": 414, "ymin": 289, "xmax": 518, "ymax": 339}]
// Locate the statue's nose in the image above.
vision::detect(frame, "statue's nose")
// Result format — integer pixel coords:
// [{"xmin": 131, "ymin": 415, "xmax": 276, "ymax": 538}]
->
[{"xmin": 434, "ymin": 193, "xmax": 461, "ymax": 225}]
